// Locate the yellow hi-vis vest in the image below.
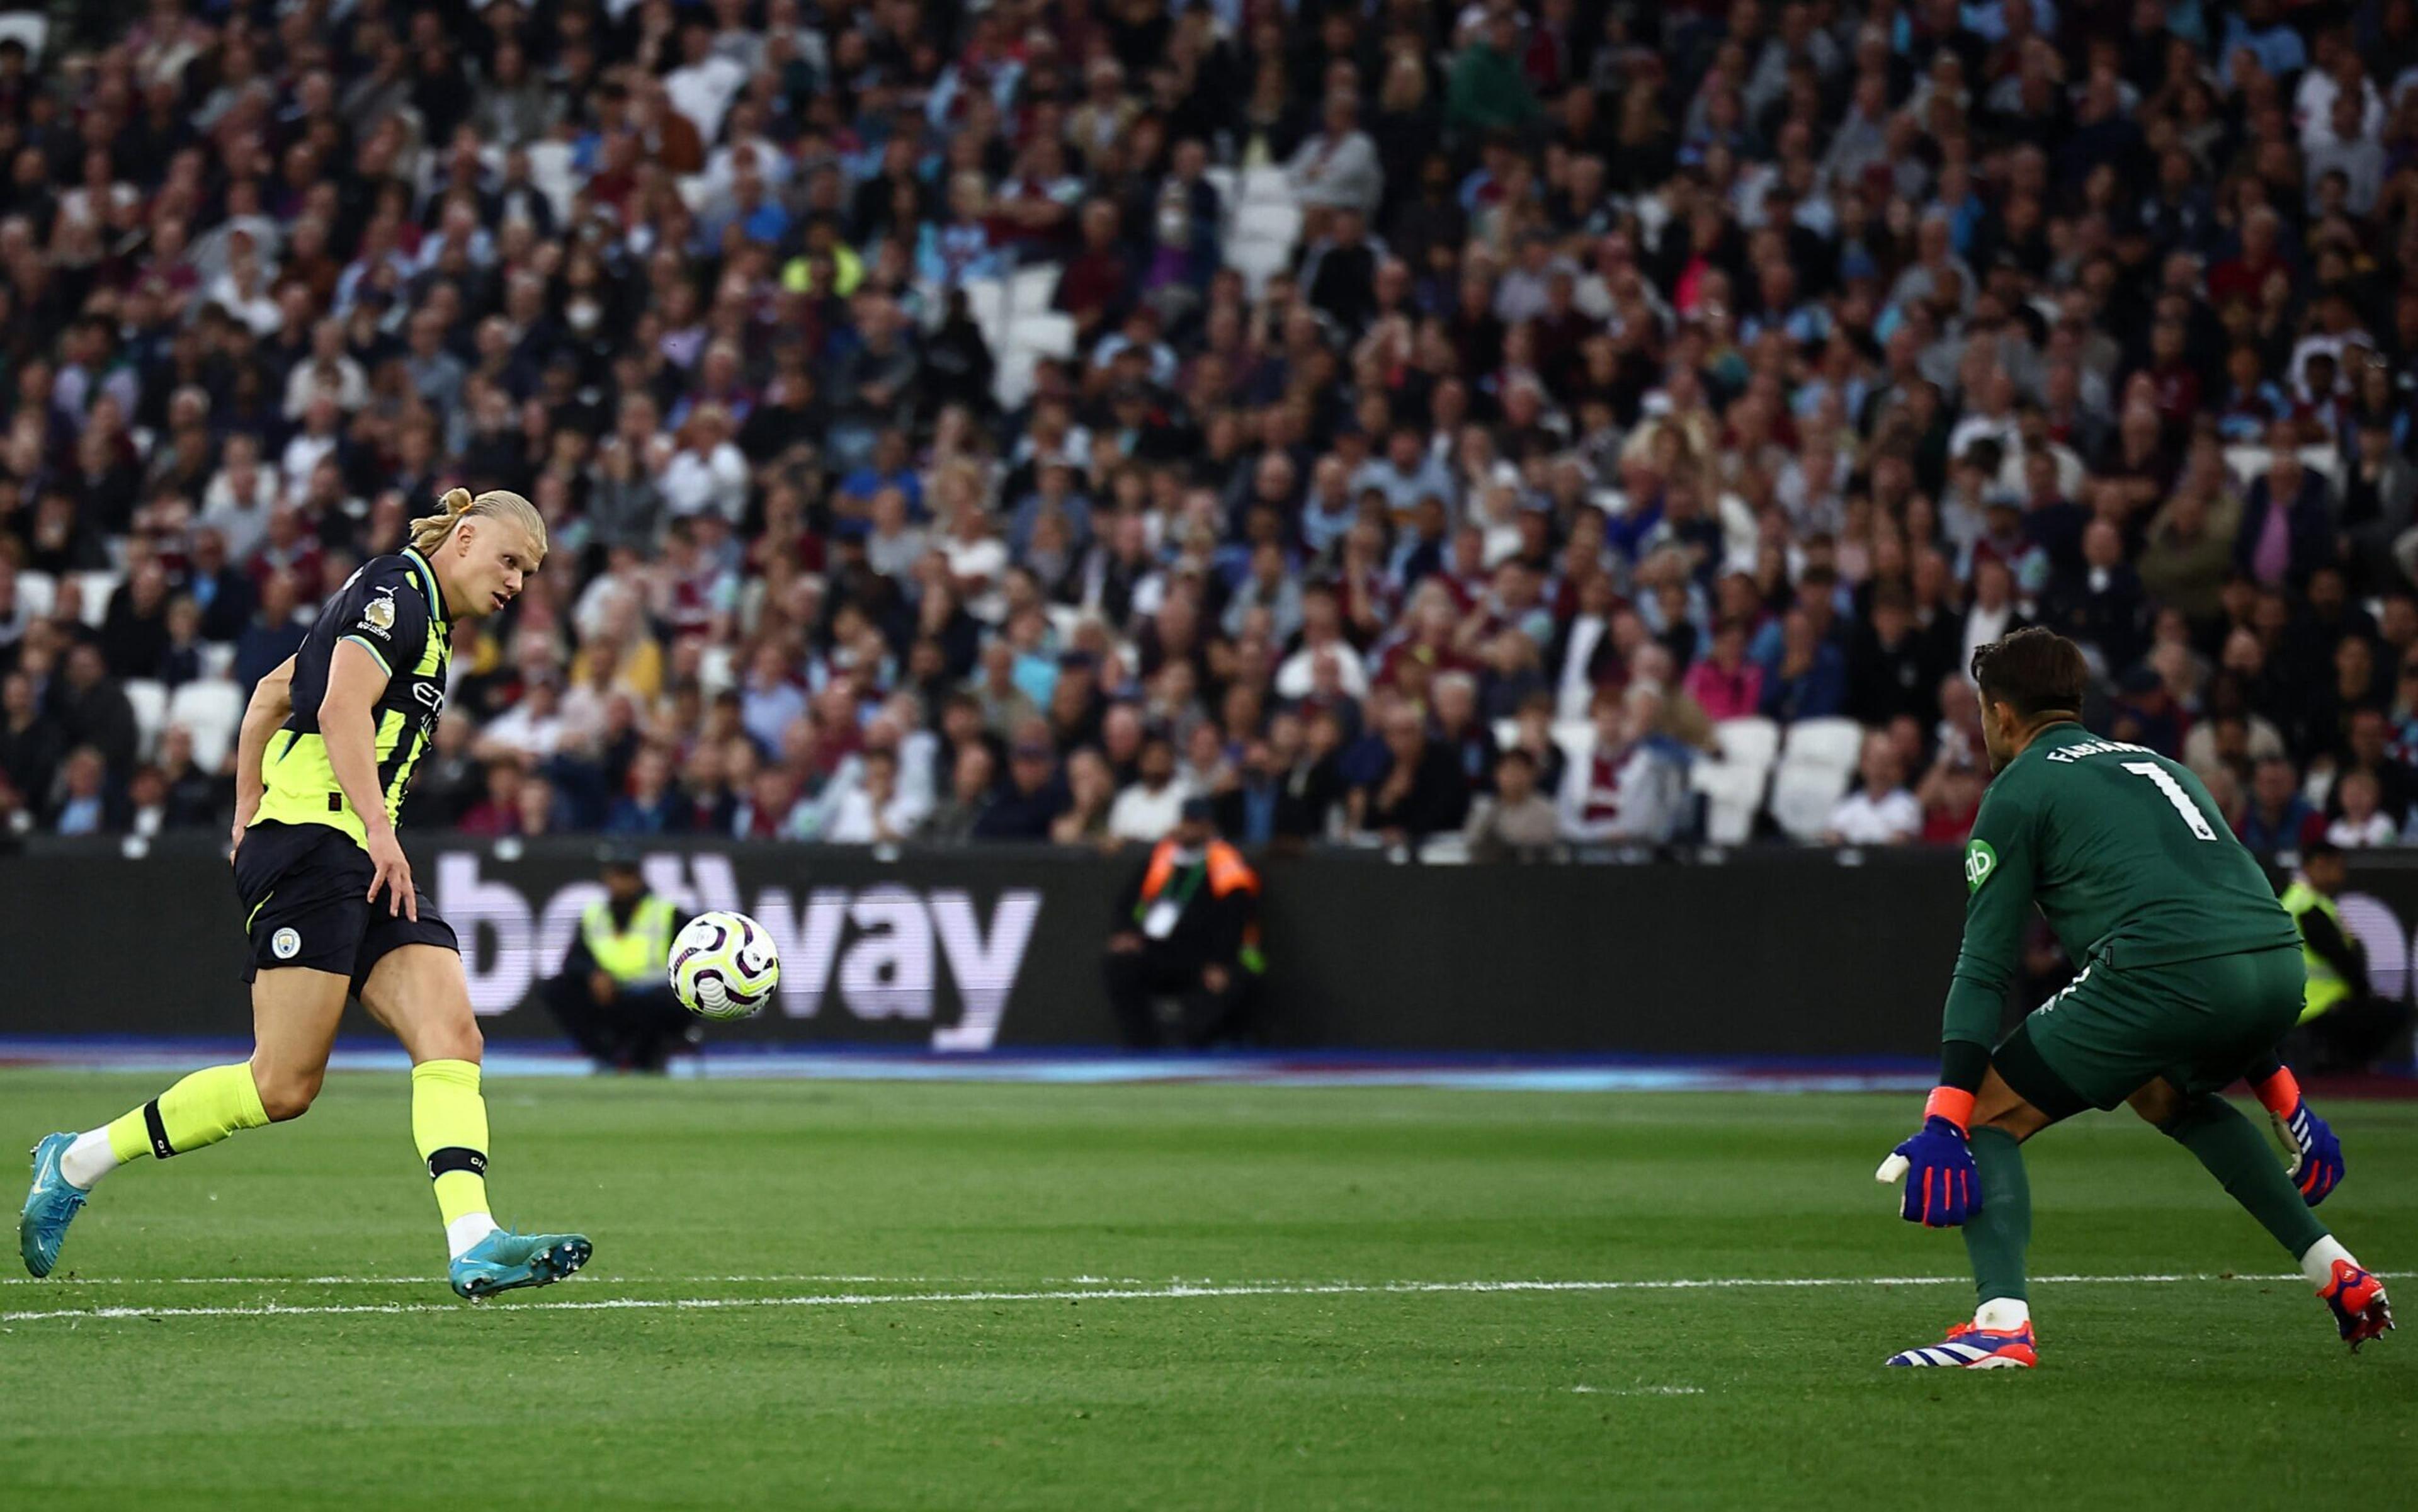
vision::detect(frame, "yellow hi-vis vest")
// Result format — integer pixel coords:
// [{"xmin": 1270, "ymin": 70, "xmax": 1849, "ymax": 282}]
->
[
  {"xmin": 2279, "ymin": 878, "xmax": 2351, "ymax": 1024},
  {"xmin": 582, "ymin": 895, "xmax": 678, "ymax": 987}
]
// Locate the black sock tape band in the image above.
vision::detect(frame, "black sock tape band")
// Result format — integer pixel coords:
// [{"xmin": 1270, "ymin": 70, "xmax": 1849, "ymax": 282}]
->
[
  {"xmin": 427, "ymin": 1146, "xmax": 488, "ymax": 1181},
  {"xmin": 142, "ymin": 1100, "xmax": 174, "ymax": 1161}
]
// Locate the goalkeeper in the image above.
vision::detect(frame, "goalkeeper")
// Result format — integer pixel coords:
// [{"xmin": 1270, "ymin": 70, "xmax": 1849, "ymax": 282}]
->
[
  {"xmin": 1881, "ymin": 628, "xmax": 2390, "ymax": 1368},
  {"xmin": 18, "ymin": 489, "xmax": 591, "ymax": 1299}
]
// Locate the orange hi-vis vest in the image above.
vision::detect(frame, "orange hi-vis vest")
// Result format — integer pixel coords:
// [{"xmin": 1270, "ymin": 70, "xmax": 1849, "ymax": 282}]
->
[{"xmin": 1135, "ymin": 839, "xmax": 1266, "ymax": 973}]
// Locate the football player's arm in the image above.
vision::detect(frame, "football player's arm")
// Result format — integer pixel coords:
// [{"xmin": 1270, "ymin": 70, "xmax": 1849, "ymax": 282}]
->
[
  {"xmin": 230, "ymin": 655, "xmax": 297, "ymax": 843},
  {"xmin": 1936, "ymin": 788, "xmax": 2038, "ymax": 1099},
  {"xmin": 323, "ymin": 639, "xmax": 416, "ymax": 920},
  {"xmin": 1880, "ymin": 788, "xmax": 2035, "ymax": 1226}
]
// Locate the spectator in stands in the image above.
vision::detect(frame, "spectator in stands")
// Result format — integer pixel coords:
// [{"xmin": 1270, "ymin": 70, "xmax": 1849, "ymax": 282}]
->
[
  {"xmin": 1556, "ymin": 688, "xmax": 1683, "ymax": 845},
  {"xmin": 50, "ymin": 746, "xmax": 117, "ymax": 836},
  {"xmin": 0, "ymin": 671, "xmax": 62, "ymax": 814},
  {"xmin": 2326, "ymin": 770, "xmax": 2400, "ymax": 849},
  {"xmin": 1108, "ymin": 730, "xmax": 1192, "ymax": 845},
  {"xmin": 50, "ymin": 644, "xmax": 137, "ymax": 785},
  {"xmin": 1463, "ymin": 747, "xmax": 1561, "ymax": 861},
  {"xmin": 1824, "ymin": 732, "xmax": 1924, "ymax": 846},
  {"xmin": 1353, "ymin": 700, "xmax": 1470, "ymax": 846},
  {"xmin": 1759, "ymin": 607, "xmax": 1847, "ymax": 723},
  {"xmin": 0, "ymin": 0, "xmax": 2414, "ymax": 877},
  {"xmin": 1050, "ymin": 747, "xmax": 1119, "ymax": 849},
  {"xmin": 2235, "ymin": 423, "xmax": 2336, "ymax": 591},
  {"xmin": 153, "ymin": 726, "xmax": 229, "ymax": 832},
  {"xmin": 973, "ymin": 722, "xmax": 1070, "ymax": 842},
  {"xmin": 2240, "ymin": 756, "xmax": 2320, "ymax": 860},
  {"xmin": 1684, "ymin": 620, "xmax": 1764, "ymax": 722},
  {"xmin": 927, "ymin": 744, "xmax": 999, "ymax": 846}
]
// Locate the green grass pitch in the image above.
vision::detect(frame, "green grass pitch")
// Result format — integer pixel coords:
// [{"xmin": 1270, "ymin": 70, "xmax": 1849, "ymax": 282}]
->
[{"xmin": 0, "ymin": 1071, "xmax": 2411, "ymax": 1509}]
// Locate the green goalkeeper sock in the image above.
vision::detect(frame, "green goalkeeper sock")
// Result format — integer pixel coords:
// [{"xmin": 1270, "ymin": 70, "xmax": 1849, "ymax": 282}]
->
[
  {"xmin": 1961, "ymin": 1127, "xmax": 2031, "ymax": 1308},
  {"xmin": 2159, "ymin": 1093, "xmax": 2328, "ymax": 1259}
]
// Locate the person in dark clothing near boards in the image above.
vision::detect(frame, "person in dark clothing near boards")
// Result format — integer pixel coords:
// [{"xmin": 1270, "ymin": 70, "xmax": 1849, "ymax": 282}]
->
[
  {"xmin": 540, "ymin": 848, "xmax": 697, "ymax": 1072},
  {"xmin": 2278, "ymin": 842, "xmax": 2412, "ymax": 1074},
  {"xmin": 1353, "ymin": 701, "xmax": 1470, "ymax": 843},
  {"xmin": 1103, "ymin": 798, "xmax": 1264, "ymax": 1049}
]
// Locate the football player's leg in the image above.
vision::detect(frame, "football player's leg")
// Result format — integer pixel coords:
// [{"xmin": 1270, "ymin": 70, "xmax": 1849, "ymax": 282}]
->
[
  {"xmin": 360, "ymin": 943, "xmax": 590, "ymax": 1295},
  {"xmin": 23, "ymin": 969, "xmax": 345, "ymax": 1275},
  {"xmin": 2131, "ymin": 1076, "xmax": 2325, "ymax": 1256},
  {"xmin": 79, "ymin": 965, "xmax": 346, "ymax": 1180},
  {"xmin": 359, "ymin": 943, "xmax": 497, "ymax": 1259},
  {"xmin": 2138, "ymin": 1077, "xmax": 2388, "ymax": 1341},
  {"xmin": 1963, "ymin": 1055, "xmax": 2067, "ymax": 1324}
]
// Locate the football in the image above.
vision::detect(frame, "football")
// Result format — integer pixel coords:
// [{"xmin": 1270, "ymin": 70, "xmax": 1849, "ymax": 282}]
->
[{"xmin": 667, "ymin": 911, "xmax": 780, "ymax": 1021}]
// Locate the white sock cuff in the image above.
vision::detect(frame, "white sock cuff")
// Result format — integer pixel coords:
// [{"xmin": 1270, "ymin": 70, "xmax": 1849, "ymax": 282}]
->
[
  {"xmin": 1974, "ymin": 1297, "xmax": 2031, "ymax": 1332},
  {"xmin": 446, "ymin": 1212, "xmax": 500, "ymax": 1261},
  {"xmin": 59, "ymin": 1127, "xmax": 123, "ymax": 1190},
  {"xmin": 2299, "ymin": 1236, "xmax": 2355, "ymax": 1291}
]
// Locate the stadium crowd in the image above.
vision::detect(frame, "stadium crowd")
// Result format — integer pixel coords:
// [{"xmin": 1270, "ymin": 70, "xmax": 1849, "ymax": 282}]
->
[{"xmin": 0, "ymin": 0, "xmax": 2414, "ymax": 860}]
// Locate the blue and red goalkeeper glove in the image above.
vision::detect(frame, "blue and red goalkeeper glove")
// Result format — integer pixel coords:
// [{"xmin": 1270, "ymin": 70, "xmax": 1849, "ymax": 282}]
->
[
  {"xmin": 2256, "ymin": 1067, "xmax": 2343, "ymax": 1206},
  {"xmin": 1888, "ymin": 1088, "xmax": 1982, "ymax": 1227}
]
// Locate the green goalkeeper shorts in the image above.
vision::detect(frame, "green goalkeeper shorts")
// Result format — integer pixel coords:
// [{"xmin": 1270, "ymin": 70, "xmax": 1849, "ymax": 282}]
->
[{"xmin": 2012, "ymin": 945, "xmax": 2307, "ymax": 1112}]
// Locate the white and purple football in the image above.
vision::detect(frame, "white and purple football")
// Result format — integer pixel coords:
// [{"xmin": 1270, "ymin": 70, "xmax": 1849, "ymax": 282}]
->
[{"xmin": 667, "ymin": 910, "xmax": 780, "ymax": 1021}]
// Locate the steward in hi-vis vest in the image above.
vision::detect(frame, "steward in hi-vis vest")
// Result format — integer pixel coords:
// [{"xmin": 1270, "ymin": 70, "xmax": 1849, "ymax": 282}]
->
[
  {"xmin": 540, "ymin": 848, "xmax": 696, "ymax": 1073},
  {"xmin": 2273, "ymin": 841, "xmax": 2411, "ymax": 1075},
  {"xmin": 1102, "ymin": 797, "xmax": 1263, "ymax": 1050}
]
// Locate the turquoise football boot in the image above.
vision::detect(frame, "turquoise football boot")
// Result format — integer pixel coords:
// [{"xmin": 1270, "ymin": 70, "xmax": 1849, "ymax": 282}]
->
[
  {"xmin": 448, "ymin": 1228, "xmax": 593, "ymax": 1299},
  {"xmin": 20, "ymin": 1133, "xmax": 89, "ymax": 1278}
]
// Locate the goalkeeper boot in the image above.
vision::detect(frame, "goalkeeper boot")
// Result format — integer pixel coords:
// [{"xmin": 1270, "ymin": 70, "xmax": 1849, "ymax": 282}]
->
[
  {"xmin": 447, "ymin": 1228, "xmax": 593, "ymax": 1300},
  {"xmin": 2319, "ymin": 1259, "xmax": 2393, "ymax": 1351},
  {"xmin": 18, "ymin": 1133, "xmax": 89, "ymax": 1278},
  {"xmin": 1885, "ymin": 1319, "xmax": 2038, "ymax": 1369}
]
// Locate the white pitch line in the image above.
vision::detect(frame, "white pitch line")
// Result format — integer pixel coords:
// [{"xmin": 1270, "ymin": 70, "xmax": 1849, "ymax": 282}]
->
[
  {"xmin": 0, "ymin": 1272, "xmax": 1154, "ymax": 1288},
  {"xmin": 0, "ymin": 1271, "xmax": 2309, "ymax": 1324}
]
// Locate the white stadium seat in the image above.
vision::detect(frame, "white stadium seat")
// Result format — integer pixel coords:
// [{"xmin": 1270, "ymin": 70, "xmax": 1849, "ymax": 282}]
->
[
  {"xmin": 0, "ymin": 14, "xmax": 46, "ymax": 65},
  {"xmin": 167, "ymin": 681, "xmax": 244, "ymax": 773},
  {"xmin": 1233, "ymin": 200, "xmax": 1302, "ymax": 247},
  {"xmin": 15, "ymin": 570, "xmax": 54, "ymax": 620},
  {"xmin": 1711, "ymin": 717, "xmax": 1781, "ymax": 773},
  {"xmin": 1549, "ymin": 719, "xmax": 1596, "ymax": 770},
  {"xmin": 1004, "ymin": 310, "xmax": 1076, "ymax": 360},
  {"xmin": 1691, "ymin": 718, "xmax": 1783, "ymax": 845},
  {"xmin": 1768, "ymin": 761, "xmax": 1854, "ymax": 844},
  {"xmin": 1689, "ymin": 757, "xmax": 1768, "ymax": 846},
  {"xmin": 1007, "ymin": 263, "xmax": 1060, "ymax": 317},
  {"xmin": 1780, "ymin": 717, "xmax": 1864, "ymax": 776},
  {"xmin": 521, "ymin": 140, "xmax": 577, "ymax": 222},
  {"xmin": 67, "ymin": 571, "xmax": 120, "ymax": 628},
  {"xmin": 122, "ymin": 679, "xmax": 168, "ymax": 763},
  {"xmin": 956, "ymin": 275, "xmax": 1009, "ymax": 350},
  {"xmin": 1237, "ymin": 166, "xmax": 1294, "ymax": 208}
]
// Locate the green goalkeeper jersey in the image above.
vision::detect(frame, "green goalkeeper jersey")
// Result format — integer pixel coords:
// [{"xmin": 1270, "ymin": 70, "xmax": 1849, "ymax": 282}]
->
[{"xmin": 1941, "ymin": 722, "xmax": 2301, "ymax": 1049}]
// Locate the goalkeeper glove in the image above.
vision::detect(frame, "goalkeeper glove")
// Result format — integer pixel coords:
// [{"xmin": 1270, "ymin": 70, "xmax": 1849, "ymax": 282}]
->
[
  {"xmin": 2254, "ymin": 1067, "xmax": 2343, "ymax": 1206},
  {"xmin": 1882, "ymin": 1088, "xmax": 1982, "ymax": 1227}
]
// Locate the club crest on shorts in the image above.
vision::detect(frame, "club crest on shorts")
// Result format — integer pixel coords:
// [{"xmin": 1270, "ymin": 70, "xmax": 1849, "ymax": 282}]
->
[{"xmin": 272, "ymin": 926, "xmax": 302, "ymax": 960}]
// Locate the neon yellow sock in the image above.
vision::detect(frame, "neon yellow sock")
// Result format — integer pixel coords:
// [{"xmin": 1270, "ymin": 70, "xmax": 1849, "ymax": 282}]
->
[
  {"xmin": 411, "ymin": 1059, "xmax": 496, "ymax": 1256},
  {"xmin": 103, "ymin": 1062, "xmax": 270, "ymax": 1164}
]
